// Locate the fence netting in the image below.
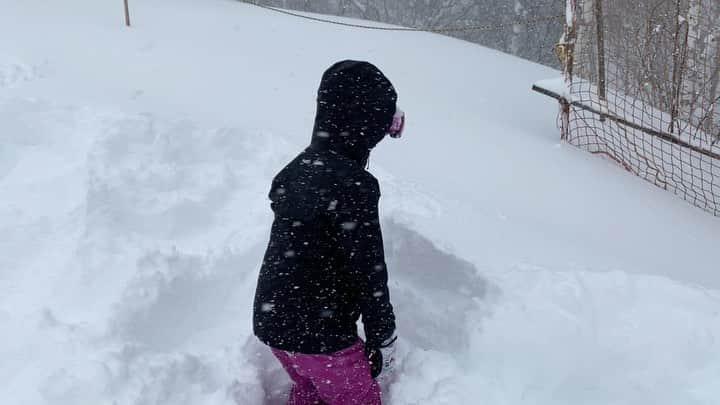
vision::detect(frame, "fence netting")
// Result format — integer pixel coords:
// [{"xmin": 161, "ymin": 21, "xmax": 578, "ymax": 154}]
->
[{"xmin": 560, "ymin": 0, "xmax": 720, "ymax": 215}]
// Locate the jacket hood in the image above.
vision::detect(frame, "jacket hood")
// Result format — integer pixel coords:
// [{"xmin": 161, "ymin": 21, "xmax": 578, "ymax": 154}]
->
[{"xmin": 311, "ymin": 60, "xmax": 398, "ymax": 166}]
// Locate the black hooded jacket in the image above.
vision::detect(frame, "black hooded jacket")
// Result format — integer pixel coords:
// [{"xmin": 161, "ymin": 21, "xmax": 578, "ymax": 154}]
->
[{"xmin": 253, "ymin": 61, "xmax": 397, "ymax": 354}]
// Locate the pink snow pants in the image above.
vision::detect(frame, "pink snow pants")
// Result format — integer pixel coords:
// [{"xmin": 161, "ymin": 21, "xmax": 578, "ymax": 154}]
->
[{"xmin": 271, "ymin": 340, "xmax": 381, "ymax": 405}]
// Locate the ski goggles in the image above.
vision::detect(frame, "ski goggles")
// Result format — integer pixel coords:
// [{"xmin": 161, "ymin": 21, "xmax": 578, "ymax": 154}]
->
[{"xmin": 388, "ymin": 108, "xmax": 406, "ymax": 139}]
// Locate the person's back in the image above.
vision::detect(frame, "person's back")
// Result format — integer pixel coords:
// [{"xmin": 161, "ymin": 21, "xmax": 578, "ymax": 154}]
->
[{"xmin": 253, "ymin": 60, "xmax": 403, "ymax": 405}]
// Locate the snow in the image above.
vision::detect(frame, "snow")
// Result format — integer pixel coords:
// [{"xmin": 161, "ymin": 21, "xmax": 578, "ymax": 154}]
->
[
  {"xmin": 1, "ymin": 0, "xmax": 719, "ymax": 404},
  {"xmin": 534, "ymin": 77, "xmax": 572, "ymax": 99}
]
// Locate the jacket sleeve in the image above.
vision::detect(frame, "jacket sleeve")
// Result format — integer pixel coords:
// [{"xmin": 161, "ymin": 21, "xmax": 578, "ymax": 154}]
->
[{"xmin": 336, "ymin": 175, "xmax": 396, "ymax": 348}]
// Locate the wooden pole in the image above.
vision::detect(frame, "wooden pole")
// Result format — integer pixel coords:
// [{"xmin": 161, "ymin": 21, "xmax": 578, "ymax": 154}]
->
[
  {"xmin": 124, "ymin": 0, "xmax": 131, "ymax": 27},
  {"xmin": 595, "ymin": 0, "xmax": 607, "ymax": 121},
  {"xmin": 561, "ymin": 0, "xmax": 577, "ymax": 141},
  {"xmin": 670, "ymin": 0, "xmax": 684, "ymax": 133}
]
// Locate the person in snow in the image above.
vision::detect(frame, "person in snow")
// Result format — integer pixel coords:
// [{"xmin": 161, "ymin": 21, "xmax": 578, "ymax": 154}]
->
[{"xmin": 253, "ymin": 60, "xmax": 404, "ymax": 405}]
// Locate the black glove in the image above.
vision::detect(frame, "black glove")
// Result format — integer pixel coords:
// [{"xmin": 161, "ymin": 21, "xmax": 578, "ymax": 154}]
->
[{"xmin": 365, "ymin": 346, "xmax": 383, "ymax": 379}]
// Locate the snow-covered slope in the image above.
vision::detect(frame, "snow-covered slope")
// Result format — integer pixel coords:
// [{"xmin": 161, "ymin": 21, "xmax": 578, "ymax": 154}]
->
[{"xmin": 1, "ymin": 1, "xmax": 719, "ymax": 404}]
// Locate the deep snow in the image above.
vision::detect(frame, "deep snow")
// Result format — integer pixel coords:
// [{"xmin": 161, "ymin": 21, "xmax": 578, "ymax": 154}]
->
[{"xmin": 1, "ymin": 0, "xmax": 719, "ymax": 404}]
